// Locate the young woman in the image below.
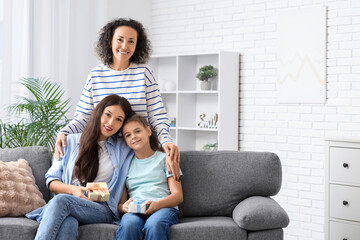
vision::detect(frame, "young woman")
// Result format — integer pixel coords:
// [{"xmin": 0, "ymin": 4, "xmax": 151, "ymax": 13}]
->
[
  {"xmin": 26, "ymin": 95, "xmax": 134, "ymax": 240},
  {"xmin": 54, "ymin": 18, "xmax": 180, "ymax": 180},
  {"xmin": 116, "ymin": 115, "xmax": 183, "ymax": 240}
]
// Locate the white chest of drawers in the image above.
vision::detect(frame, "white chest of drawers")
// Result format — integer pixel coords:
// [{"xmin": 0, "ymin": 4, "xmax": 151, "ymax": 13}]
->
[{"xmin": 325, "ymin": 139, "xmax": 360, "ymax": 240}]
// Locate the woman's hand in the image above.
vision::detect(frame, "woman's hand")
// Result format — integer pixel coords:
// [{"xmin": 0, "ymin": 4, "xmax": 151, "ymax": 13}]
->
[
  {"xmin": 69, "ymin": 185, "xmax": 91, "ymax": 200},
  {"xmin": 144, "ymin": 201, "xmax": 160, "ymax": 215},
  {"xmin": 163, "ymin": 143, "xmax": 181, "ymax": 181},
  {"xmin": 49, "ymin": 180, "xmax": 91, "ymax": 201},
  {"xmin": 54, "ymin": 133, "xmax": 67, "ymax": 161}
]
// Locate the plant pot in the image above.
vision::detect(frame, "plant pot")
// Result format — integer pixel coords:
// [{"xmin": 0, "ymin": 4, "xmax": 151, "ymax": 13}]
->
[{"xmin": 200, "ymin": 80, "xmax": 211, "ymax": 90}]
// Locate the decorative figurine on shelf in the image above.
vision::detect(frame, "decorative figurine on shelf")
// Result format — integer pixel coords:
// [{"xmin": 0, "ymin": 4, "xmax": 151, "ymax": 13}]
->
[
  {"xmin": 198, "ymin": 113, "xmax": 218, "ymax": 129},
  {"xmin": 196, "ymin": 65, "xmax": 217, "ymax": 91},
  {"xmin": 198, "ymin": 113, "xmax": 209, "ymax": 128},
  {"xmin": 202, "ymin": 141, "xmax": 218, "ymax": 151},
  {"xmin": 169, "ymin": 118, "xmax": 176, "ymax": 127}
]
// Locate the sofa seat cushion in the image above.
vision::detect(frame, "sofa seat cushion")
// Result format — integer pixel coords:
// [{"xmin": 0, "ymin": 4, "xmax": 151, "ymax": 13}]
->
[
  {"xmin": 0, "ymin": 217, "xmax": 38, "ymax": 240},
  {"xmin": 170, "ymin": 216, "xmax": 247, "ymax": 240},
  {"xmin": 247, "ymin": 228, "xmax": 283, "ymax": 240},
  {"xmin": 78, "ymin": 223, "xmax": 118, "ymax": 239}
]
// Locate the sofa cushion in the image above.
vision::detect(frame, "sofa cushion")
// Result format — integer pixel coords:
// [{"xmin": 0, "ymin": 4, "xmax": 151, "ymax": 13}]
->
[
  {"xmin": 247, "ymin": 228, "xmax": 284, "ymax": 240},
  {"xmin": 0, "ymin": 146, "xmax": 51, "ymax": 202},
  {"xmin": 0, "ymin": 217, "xmax": 38, "ymax": 240},
  {"xmin": 232, "ymin": 196, "xmax": 289, "ymax": 231},
  {"xmin": 0, "ymin": 159, "xmax": 46, "ymax": 217},
  {"xmin": 170, "ymin": 217, "xmax": 247, "ymax": 240},
  {"xmin": 78, "ymin": 223, "xmax": 118, "ymax": 239},
  {"xmin": 179, "ymin": 151, "xmax": 282, "ymax": 217}
]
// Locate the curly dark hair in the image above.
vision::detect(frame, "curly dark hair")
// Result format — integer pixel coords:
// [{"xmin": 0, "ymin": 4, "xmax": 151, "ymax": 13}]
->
[{"xmin": 96, "ymin": 18, "xmax": 151, "ymax": 66}]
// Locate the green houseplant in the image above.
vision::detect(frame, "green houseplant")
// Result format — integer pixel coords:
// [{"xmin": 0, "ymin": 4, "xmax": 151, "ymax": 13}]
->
[
  {"xmin": 196, "ymin": 65, "xmax": 217, "ymax": 90},
  {"xmin": 202, "ymin": 141, "xmax": 218, "ymax": 151},
  {"xmin": 0, "ymin": 78, "xmax": 70, "ymax": 153}
]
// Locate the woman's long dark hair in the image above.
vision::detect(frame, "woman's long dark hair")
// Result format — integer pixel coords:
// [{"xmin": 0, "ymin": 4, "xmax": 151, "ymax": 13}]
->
[
  {"xmin": 96, "ymin": 18, "xmax": 151, "ymax": 66},
  {"xmin": 122, "ymin": 114, "xmax": 163, "ymax": 152},
  {"xmin": 74, "ymin": 95, "xmax": 134, "ymax": 186}
]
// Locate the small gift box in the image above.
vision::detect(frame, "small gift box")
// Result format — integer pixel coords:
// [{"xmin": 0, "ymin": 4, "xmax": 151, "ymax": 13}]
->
[
  {"xmin": 128, "ymin": 200, "xmax": 147, "ymax": 214},
  {"xmin": 86, "ymin": 182, "xmax": 110, "ymax": 202}
]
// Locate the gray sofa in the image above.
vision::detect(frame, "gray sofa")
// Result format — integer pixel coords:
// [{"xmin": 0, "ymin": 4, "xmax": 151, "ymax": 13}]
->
[{"xmin": 0, "ymin": 146, "xmax": 289, "ymax": 240}]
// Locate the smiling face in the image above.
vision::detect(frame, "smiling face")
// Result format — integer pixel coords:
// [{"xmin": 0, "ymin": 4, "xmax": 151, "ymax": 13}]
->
[
  {"xmin": 98, "ymin": 105, "xmax": 125, "ymax": 141},
  {"xmin": 111, "ymin": 26, "xmax": 138, "ymax": 69},
  {"xmin": 122, "ymin": 121, "xmax": 152, "ymax": 153}
]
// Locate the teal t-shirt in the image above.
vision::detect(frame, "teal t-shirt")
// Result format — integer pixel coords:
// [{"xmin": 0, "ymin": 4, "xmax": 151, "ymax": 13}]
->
[{"xmin": 126, "ymin": 151, "xmax": 182, "ymax": 206}]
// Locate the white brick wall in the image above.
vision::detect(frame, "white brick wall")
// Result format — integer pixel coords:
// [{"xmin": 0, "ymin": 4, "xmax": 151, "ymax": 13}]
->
[{"xmin": 151, "ymin": 0, "xmax": 360, "ymax": 239}]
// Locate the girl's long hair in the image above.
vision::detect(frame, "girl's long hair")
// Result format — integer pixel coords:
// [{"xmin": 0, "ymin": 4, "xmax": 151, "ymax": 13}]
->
[
  {"xmin": 74, "ymin": 95, "xmax": 134, "ymax": 186},
  {"xmin": 122, "ymin": 114, "xmax": 163, "ymax": 152}
]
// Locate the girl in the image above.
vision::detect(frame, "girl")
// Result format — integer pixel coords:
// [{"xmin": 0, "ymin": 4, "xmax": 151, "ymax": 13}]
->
[
  {"xmin": 116, "ymin": 115, "xmax": 183, "ymax": 240},
  {"xmin": 26, "ymin": 95, "xmax": 134, "ymax": 240},
  {"xmin": 54, "ymin": 18, "xmax": 180, "ymax": 180}
]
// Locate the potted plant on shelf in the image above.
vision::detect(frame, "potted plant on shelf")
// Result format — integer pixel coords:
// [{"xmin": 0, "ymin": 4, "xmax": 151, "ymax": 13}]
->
[
  {"xmin": 196, "ymin": 65, "xmax": 217, "ymax": 90},
  {"xmin": 202, "ymin": 141, "xmax": 218, "ymax": 151}
]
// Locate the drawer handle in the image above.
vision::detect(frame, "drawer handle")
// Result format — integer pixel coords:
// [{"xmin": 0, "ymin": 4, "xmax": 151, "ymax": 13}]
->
[
  {"xmin": 343, "ymin": 239, "xmax": 348, "ymax": 240},
  {"xmin": 343, "ymin": 200, "xmax": 349, "ymax": 206},
  {"xmin": 343, "ymin": 163, "xmax": 349, "ymax": 168}
]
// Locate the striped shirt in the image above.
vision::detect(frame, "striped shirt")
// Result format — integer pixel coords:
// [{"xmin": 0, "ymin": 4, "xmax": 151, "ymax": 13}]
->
[{"xmin": 60, "ymin": 63, "xmax": 172, "ymax": 146}]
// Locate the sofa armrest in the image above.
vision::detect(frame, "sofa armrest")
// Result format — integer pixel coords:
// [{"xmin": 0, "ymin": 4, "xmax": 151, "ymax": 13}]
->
[{"xmin": 232, "ymin": 196, "xmax": 289, "ymax": 231}]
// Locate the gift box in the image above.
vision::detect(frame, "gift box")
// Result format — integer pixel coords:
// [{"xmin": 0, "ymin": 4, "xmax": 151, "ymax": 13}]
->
[
  {"xmin": 86, "ymin": 182, "xmax": 110, "ymax": 202},
  {"xmin": 128, "ymin": 200, "xmax": 147, "ymax": 214}
]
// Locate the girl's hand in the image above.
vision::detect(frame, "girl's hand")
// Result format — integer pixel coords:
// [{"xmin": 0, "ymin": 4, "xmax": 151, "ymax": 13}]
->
[
  {"xmin": 144, "ymin": 201, "xmax": 160, "ymax": 215},
  {"xmin": 163, "ymin": 143, "xmax": 181, "ymax": 181},
  {"xmin": 69, "ymin": 185, "xmax": 92, "ymax": 201},
  {"xmin": 121, "ymin": 198, "xmax": 133, "ymax": 213},
  {"xmin": 54, "ymin": 133, "xmax": 67, "ymax": 161}
]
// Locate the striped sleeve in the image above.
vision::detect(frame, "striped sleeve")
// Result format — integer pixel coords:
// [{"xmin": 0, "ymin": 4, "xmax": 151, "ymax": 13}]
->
[
  {"xmin": 144, "ymin": 67, "xmax": 173, "ymax": 146},
  {"xmin": 60, "ymin": 74, "xmax": 95, "ymax": 134}
]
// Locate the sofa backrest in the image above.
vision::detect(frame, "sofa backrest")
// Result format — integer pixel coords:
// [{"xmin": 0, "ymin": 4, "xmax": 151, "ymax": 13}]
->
[
  {"xmin": 179, "ymin": 151, "xmax": 282, "ymax": 218},
  {"xmin": 0, "ymin": 146, "xmax": 52, "ymax": 202}
]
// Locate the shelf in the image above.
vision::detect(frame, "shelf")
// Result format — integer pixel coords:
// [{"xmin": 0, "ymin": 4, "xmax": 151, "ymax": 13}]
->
[
  {"xmin": 178, "ymin": 54, "xmax": 219, "ymax": 91},
  {"xmin": 178, "ymin": 90, "xmax": 219, "ymax": 94},
  {"xmin": 150, "ymin": 51, "xmax": 239, "ymax": 151},
  {"xmin": 149, "ymin": 56, "xmax": 177, "ymax": 92},
  {"xmin": 178, "ymin": 130, "xmax": 218, "ymax": 151},
  {"xmin": 177, "ymin": 127, "xmax": 218, "ymax": 132},
  {"xmin": 161, "ymin": 91, "xmax": 219, "ymax": 94},
  {"xmin": 160, "ymin": 91, "xmax": 177, "ymax": 94}
]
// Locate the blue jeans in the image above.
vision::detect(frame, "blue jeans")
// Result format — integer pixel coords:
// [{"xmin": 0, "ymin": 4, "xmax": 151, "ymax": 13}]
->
[
  {"xmin": 116, "ymin": 208, "xmax": 179, "ymax": 240},
  {"xmin": 34, "ymin": 194, "xmax": 114, "ymax": 240}
]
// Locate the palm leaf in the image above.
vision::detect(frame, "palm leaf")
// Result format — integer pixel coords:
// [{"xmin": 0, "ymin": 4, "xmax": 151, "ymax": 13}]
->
[
  {"xmin": 2, "ymin": 77, "xmax": 70, "ymax": 153},
  {"xmin": 1, "ymin": 121, "xmax": 35, "ymax": 148}
]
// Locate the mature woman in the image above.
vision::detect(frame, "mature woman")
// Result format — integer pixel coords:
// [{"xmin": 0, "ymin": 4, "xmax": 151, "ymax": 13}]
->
[
  {"xmin": 54, "ymin": 18, "xmax": 180, "ymax": 179},
  {"xmin": 26, "ymin": 95, "xmax": 134, "ymax": 239}
]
